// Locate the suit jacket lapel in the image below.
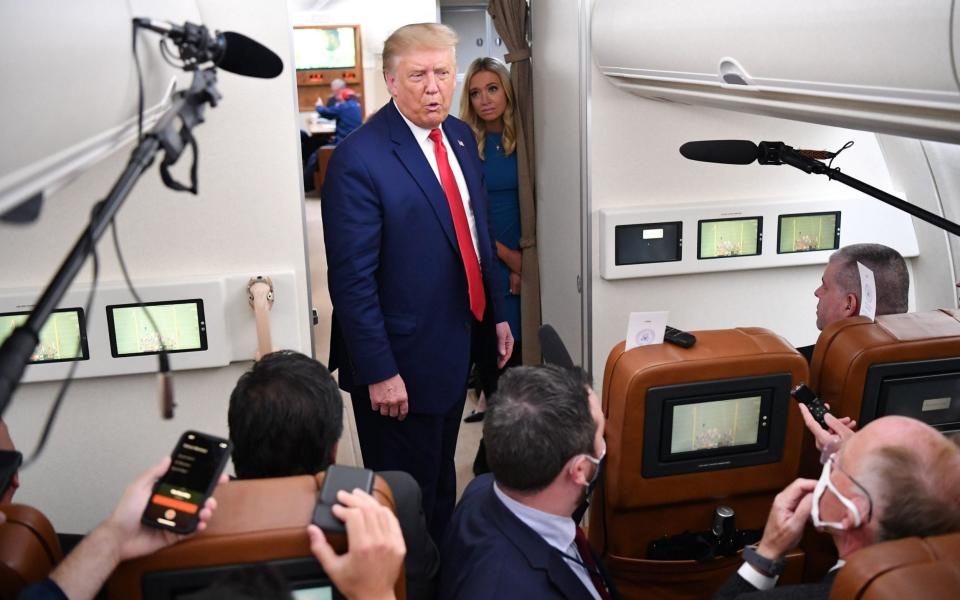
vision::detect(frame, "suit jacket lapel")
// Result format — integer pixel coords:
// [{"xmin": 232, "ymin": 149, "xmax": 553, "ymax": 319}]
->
[
  {"xmin": 483, "ymin": 483, "xmax": 599, "ymax": 600},
  {"xmin": 385, "ymin": 101, "xmax": 459, "ymax": 254}
]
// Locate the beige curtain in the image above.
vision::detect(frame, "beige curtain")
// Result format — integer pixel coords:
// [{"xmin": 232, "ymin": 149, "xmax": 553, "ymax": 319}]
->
[{"xmin": 488, "ymin": 0, "xmax": 541, "ymax": 364}]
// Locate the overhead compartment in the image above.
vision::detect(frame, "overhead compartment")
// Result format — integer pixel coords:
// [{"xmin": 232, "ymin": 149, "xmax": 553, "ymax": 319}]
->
[{"xmin": 592, "ymin": 0, "xmax": 960, "ymax": 143}]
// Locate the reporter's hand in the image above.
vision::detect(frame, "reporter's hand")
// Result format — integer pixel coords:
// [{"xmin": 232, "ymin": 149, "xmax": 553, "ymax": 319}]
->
[
  {"xmin": 756, "ymin": 478, "xmax": 817, "ymax": 561},
  {"xmin": 369, "ymin": 374, "xmax": 409, "ymax": 421},
  {"xmin": 307, "ymin": 489, "xmax": 404, "ymax": 600},
  {"xmin": 495, "ymin": 321, "xmax": 514, "ymax": 369},
  {"xmin": 103, "ymin": 456, "xmax": 225, "ymax": 561},
  {"xmin": 798, "ymin": 403, "xmax": 856, "ymax": 451}
]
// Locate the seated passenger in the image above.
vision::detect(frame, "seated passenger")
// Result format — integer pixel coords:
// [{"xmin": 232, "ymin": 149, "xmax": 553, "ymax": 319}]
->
[
  {"xmin": 228, "ymin": 350, "xmax": 439, "ymax": 600},
  {"xmin": 440, "ymin": 365, "xmax": 615, "ymax": 599},
  {"xmin": 314, "ymin": 88, "xmax": 362, "ymax": 145},
  {"xmin": 799, "ymin": 243, "xmax": 908, "ymax": 362},
  {"xmin": 714, "ymin": 413, "xmax": 960, "ymax": 599}
]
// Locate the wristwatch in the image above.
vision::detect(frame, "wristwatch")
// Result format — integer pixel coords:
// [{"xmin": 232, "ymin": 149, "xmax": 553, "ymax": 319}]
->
[{"xmin": 743, "ymin": 544, "xmax": 786, "ymax": 577}]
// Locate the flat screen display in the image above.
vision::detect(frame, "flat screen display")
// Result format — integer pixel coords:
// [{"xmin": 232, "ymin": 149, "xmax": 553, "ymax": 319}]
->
[
  {"xmin": 777, "ymin": 211, "xmax": 840, "ymax": 254},
  {"xmin": 698, "ymin": 217, "xmax": 762, "ymax": 259},
  {"xmin": 293, "ymin": 27, "xmax": 357, "ymax": 70},
  {"xmin": 106, "ymin": 299, "xmax": 207, "ymax": 357},
  {"xmin": 615, "ymin": 221, "xmax": 683, "ymax": 265},
  {"xmin": 292, "ymin": 587, "xmax": 334, "ymax": 600},
  {"xmin": 0, "ymin": 308, "xmax": 88, "ymax": 363},
  {"xmin": 670, "ymin": 395, "xmax": 762, "ymax": 455}
]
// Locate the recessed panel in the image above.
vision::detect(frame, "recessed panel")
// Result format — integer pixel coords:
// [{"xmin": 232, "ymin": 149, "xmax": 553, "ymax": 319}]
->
[{"xmin": 615, "ymin": 221, "xmax": 682, "ymax": 265}]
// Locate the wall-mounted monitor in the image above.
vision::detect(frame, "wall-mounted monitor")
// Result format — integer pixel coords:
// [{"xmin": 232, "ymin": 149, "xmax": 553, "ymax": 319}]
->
[
  {"xmin": 0, "ymin": 307, "xmax": 89, "ymax": 363},
  {"xmin": 142, "ymin": 557, "xmax": 339, "ymax": 600},
  {"xmin": 615, "ymin": 221, "xmax": 682, "ymax": 265},
  {"xmin": 777, "ymin": 211, "xmax": 840, "ymax": 254},
  {"xmin": 861, "ymin": 357, "xmax": 960, "ymax": 433},
  {"xmin": 697, "ymin": 217, "xmax": 762, "ymax": 259},
  {"xmin": 293, "ymin": 26, "xmax": 358, "ymax": 70},
  {"xmin": 106, "ymin": 299, "xmax": 207, "ymax": 358},
  {"xmin": 642, "ymin": 373, "xmax": 790, "ymax": 478}
]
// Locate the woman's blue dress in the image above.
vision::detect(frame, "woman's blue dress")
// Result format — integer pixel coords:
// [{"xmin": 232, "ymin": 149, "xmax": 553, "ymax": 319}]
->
[{"xmin": 481, "ymin": 132, "xmax": 521, "ymax": 342}]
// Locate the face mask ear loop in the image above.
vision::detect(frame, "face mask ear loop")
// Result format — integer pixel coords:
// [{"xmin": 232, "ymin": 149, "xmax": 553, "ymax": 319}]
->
[{"xmin": 812, "ymin": 456, "xmax": 863, "ymax": 530}]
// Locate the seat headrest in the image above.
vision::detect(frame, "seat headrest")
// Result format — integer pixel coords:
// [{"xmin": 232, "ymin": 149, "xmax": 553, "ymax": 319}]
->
[{"xmin": 0, "ymin": 503, "xmax": 63, "ymax": 597}]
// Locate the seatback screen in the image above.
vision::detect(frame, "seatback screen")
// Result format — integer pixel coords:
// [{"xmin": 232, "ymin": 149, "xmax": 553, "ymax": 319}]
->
[
  {"xmin": 697, "ymin": 217, "xmax": 762, "ymax": 259},
  {"xmin": 0, "ymin": 308, "xmax": 88, "ymax": 363},
  {"xmin": 106, "ymin": 299, "xmax": 207, "ymax": 357},
  {"xmin": 670, "ymin": 395, "xmax": 762, "ymax": 455},
  {"xmin": 778, "ymin": 211, "xmax": 840, "ymax": 254}
]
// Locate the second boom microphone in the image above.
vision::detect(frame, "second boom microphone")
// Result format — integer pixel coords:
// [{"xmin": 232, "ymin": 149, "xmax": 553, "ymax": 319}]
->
[{"xmin": 679, "ymin": 140, "xmax": 837, "ymax": 165}]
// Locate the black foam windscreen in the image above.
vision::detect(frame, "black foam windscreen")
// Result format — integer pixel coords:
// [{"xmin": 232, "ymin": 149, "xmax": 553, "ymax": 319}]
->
[
  {"xmin": 679, "ymin": 140, "xmax": 759, "ymax": 165},
  {"xmin": 216, "ymin": 31, "xmax": 283, "ymax": 79},
  {"xmin": 539, "ymin": 324, "xmax": 574, "ymax": 369}
]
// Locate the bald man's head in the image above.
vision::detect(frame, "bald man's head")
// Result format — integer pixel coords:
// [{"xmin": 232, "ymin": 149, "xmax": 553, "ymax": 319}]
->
[{"xmin": 846, "ymin": 417, "xmax": 960, "ymax": 542}]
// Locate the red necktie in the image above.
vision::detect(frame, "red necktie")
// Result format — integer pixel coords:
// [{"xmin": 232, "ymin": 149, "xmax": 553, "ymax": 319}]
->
[
  {"xmin": 574, "ymin": 527, "xmax": 613, "ymax": 600},
  {"xmin": 429, "ymin": 128, "xmax": 486, "ymax": 321}
]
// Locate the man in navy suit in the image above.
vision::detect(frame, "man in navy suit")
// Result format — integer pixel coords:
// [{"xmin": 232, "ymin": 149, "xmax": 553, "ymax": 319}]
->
[
  {"xmin": 441, "ymin": 365, "xmax": 615, "ymax": 600},
  {"xmin": 321, "ymin": 22, "xmax": 513, "ymax": 543}
]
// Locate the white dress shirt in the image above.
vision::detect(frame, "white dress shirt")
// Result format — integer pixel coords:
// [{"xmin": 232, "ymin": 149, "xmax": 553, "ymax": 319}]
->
[
  {"xmin": 493, "ymin": 483, "xmax": 602, "ymax": 600},
  {"xmin": 396, "ymin": 106, "xmax": 481, "ymax": 259}
]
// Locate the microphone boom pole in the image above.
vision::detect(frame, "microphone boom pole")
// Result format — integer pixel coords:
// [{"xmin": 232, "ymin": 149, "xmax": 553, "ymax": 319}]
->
[{"xmin": 0, "ymin": 68, "xmax": 221, "ymax": 417}]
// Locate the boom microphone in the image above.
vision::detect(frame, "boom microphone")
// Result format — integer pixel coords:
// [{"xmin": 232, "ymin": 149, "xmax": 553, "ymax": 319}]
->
[
  {"xmin": 679, "ymin": 140, "xmax": 840, "ymax": 166},
  {"xmin": 134, "ymin": 18, "xmax": 283, "ymax": 79}
]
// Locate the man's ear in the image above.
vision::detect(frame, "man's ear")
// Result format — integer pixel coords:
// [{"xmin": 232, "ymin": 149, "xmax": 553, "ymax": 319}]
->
[
  {"xmin": 569, "ymin": 455, "xmax": 590, "ymax": 487},
  {"xmin": 842, "ymin": 293, "xmax": 860, "ymax": 318},
  {"xmin": 384, "ymin": 72, "xmax": 398, "ymax": 97}
]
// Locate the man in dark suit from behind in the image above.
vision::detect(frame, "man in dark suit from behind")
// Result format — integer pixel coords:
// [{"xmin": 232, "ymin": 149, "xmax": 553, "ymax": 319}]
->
[
  {"xmin": 714, "ymin": 412, "xmax": 960, "ymax": 599},
  {"xmin": 441, "ymin": 365, "xmax": 615, "ymax": 600},
  {"xmin": 228, "ymin": 350, "xmax": 439, "ymax": 600},
  {"xmin": 798, "ymin": 243, "xmax": 909, "ymax": 362}
]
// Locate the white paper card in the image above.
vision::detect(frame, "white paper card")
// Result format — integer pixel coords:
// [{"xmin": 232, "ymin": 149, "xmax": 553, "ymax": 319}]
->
[
  {"xmin": 857, "ymin": 262, "xmax": 877, "ymax": 321},
  {"xmin": 625, "ymin": 311, "xmax": 668, "ymax": 351}
]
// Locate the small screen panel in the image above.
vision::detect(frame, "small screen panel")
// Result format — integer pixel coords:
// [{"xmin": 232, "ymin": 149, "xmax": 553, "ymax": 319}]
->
[
  {"xmin": 0, "ymin": 308, "xmax": 89, "ymax": 363},
  {"xmin": 106, "ymin": 299, "xmax": 207, "ymax": 357},
  {"xmin": 292, "ymin": 588, "xmax": 334, "ymax": 600},
  {"xmin": 615, "ymin": 221, "xmax": 683, "ymax": 265},
  {"xmin": 777, "ymin": 211, "xmax": 840, "ymax": 254},
  {"xmin": 698, "ymin": 217, "xmax": 762, "ymax": 259},
  {"xmin": 293, "ymin": 27, "xmax": 357, "ymax": 70},
  {"xmin": 670, "ymin": 395, "xmax": 762, "ymax": 455}
]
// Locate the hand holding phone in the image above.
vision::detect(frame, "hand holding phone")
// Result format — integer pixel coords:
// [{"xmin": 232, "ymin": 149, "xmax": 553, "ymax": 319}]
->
[
  {"xmin": 791, "ymin": 383, "xmax": 830, "ymax": 430},
  {"xmin": 312, "ymin": 464, "xmax": 375, "ymax": 533},
  {"xmin": 142, "ymin": 431, "xmax": 231, "ymax": 534}
]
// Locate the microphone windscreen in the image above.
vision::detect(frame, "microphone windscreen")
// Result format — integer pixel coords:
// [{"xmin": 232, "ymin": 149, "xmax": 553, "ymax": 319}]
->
[
  {"xmin": 539, "ymin": 324, "xmax": 575, "ymax": 369},
  {"xmin": 216, "ymin": 31, "xmax": 284, "ymax": 79},
  {"xmin": 679, "ymin": 140, "xmax": 759, "ymax": 165}
]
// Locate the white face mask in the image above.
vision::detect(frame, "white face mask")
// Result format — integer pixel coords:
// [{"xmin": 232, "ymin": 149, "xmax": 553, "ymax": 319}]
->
[{"xmin": 811, "ymin": 454, "xmax": 863, "ymax": 531}]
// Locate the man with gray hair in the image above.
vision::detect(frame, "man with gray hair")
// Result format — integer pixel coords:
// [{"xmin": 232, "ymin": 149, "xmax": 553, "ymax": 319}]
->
[
  {"xmin": 441, "ymin": 365, "xmax": 615, "ymax": 599},
  {"xmin": 714, "ymin": 411, "xmax": 960, "ymax": 599},
  {"xmin": 799, "ymin": 243, "xmax": 909, "ymax": 362},
  {"xmin": 322, "ymin": 22, "xmax": 513, "ymax": 541}
]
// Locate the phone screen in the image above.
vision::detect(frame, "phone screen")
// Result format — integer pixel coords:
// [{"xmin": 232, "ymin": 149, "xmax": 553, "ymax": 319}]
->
[{"xmin": 142, "ymin": 431, "xmax": 230, "ymax": 533}]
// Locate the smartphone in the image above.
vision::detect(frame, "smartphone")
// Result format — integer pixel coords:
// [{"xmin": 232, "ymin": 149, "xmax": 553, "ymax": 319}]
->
[
  {"xmin": 312, "ymin": 464, "xmax": 375, "ymax": 533},
  {"xmin": 791, "ymin": 383, "xmax": 831, "ymax": 430},
  {"xmin": 0, "ymin": 450, "xmax": 22, "ymax": 499},
  {"xmin": 142, "ymin": 431, "xmax": 231, "ymax": 534}
]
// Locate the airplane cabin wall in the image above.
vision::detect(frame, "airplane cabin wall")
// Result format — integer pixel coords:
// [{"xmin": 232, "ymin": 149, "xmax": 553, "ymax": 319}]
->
[{"xmin": 0, "ymin": 1, "xmax": 311, "ymax": 533}]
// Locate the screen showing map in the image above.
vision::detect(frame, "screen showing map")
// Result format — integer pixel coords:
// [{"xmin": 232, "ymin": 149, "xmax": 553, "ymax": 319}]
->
[
  {"xmin": 698, "ymin": 217, "xmax": 761, "ymax": 259},
  {"xmin": 778, "ymin": 212, "xmax": 840, "ymax": 253},
  {"xmin": 670, "ymin": 395, "xmax": 762, "ymax": 454},
  {"xmin": 293, "ymin": 27, "xmax": 357, "ymax": 70},
  {"xmin": 0, "ymin": 308, "xmax": 87, "ymax": 363},
  {"xmin": 107, "ymin": 300, "xmax": 206, "ymax": 357}
]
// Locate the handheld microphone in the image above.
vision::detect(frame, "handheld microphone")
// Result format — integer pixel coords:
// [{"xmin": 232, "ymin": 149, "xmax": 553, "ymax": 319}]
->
[
  {"xmin": 679, "ymin": 140, "xmax": 839, "ymax": 166},
  {"xmin": 134, "ymin": 18, "xmax": 283, "ymax": 79}
]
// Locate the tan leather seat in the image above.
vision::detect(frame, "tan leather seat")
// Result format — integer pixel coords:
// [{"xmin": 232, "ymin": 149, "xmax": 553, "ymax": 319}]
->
[
  {"xmin": 106, "ymin": 473, "xmax": 405, "ymax": 600},
  {"xmin": 313, "ymin": 145, "xmax": 336, "ymax": 193},
  {"xmin": 591, "ymin": 328, "xmax": 808, "ymax": 599},
  {"xmin": 830, "ymin": 532, "xmax": 960, "ymax": 600},
  {"xmin": 0, "ymin": 503, "xmax": 63, "ymax": 599}
]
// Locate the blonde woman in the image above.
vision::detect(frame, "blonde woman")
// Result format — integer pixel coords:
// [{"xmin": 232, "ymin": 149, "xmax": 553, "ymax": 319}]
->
[{"xmin": 459, "ymin": 58, "xmax": 521, "ymax": 445}]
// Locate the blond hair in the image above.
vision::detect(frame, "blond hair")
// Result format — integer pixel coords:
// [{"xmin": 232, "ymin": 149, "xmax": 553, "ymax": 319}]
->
[
  {"xmin": 382, "ymin": 23, "xmax": 458, "ymax": 76},
  {"xmin": 459, "ymin": 57, "xmax": 517, "ymax": 159}
]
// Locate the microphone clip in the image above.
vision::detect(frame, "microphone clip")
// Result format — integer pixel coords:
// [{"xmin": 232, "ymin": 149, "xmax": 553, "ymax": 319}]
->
[{"xmin": 757, "ymin": 141, "xmax": 829, "ymax": 175}]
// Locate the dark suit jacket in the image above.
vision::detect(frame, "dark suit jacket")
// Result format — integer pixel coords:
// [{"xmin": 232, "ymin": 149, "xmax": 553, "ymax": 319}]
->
[
  {"xmin": 321, "ymin": 101, "xmax": 505, "ymax": 415},
  {"xmin": 712, "ymin": 567, "xmax": 838, "ymax": 600},
  {"xmin": 440, "ymin": 474, "xmax": 600, "ymax": 600}
]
